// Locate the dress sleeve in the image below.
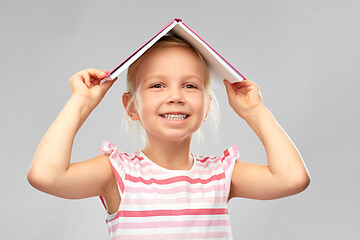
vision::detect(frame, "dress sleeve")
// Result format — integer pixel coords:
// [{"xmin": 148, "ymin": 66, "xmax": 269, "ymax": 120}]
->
[
  {"xmin": 98, "ymin": 140, "xmax": 126, "ymax": 210},
  {"xmin": 221, "ymin": 145, "xmax": 240, "ymax": 200}
]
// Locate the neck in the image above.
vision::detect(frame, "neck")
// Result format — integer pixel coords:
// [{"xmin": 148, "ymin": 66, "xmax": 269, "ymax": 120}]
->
[{"xmin": 142, "ymin": 136, "xmax": 193, "ymax": 171}]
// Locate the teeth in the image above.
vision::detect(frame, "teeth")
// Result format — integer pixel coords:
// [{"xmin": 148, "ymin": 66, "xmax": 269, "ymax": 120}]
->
[{"xmin": 162, "ymin": 114, "xmax": 188, "ymax": 120}]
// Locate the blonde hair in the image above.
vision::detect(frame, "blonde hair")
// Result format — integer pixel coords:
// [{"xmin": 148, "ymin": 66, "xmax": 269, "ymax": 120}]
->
[{"xmin": 123, "ymin": 35, "xmax": 219, "ymax": 146}]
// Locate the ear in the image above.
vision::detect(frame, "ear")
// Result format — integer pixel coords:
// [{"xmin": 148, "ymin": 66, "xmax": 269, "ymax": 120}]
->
[
  {"xmin": 204, "ymin": 94, "xmax": 212, "ymax": 121},
  {"xmin": 122, "ymin": 92, "xmax": 140, "ymax": 120}
]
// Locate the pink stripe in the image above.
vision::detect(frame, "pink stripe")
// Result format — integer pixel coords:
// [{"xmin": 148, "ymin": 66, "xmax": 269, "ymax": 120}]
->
[
  {"xmin": 125, "ymin": 172, "xmax": 225, "ymax": 185},
  {"xmin": 120, "ymin": 196, "xmax": 225, "ymax": 206},
  {"xmin": 197, "ymin": 157, "xmax": 221, "ymax": 168},
  {"xmin": 120, "ymin": 153, "xmax": 145, "ymax": 162},
  {"xmin": 112, "ymin": 208, "xmax": 228, "ymax": 219},
  {"xmin": 126, "ymin": 183, "xmax": 225, "ymax": 194},
  {"xmin": 198, "ymin": 156, "xmax": 218, "ymax": 163},
  {"xmin": 119, "ymin": 153, "xmax": 145, "ymax": 163},
  {"xmin": 110, "ymin": 219, "xmax": 230, "ymax": 231},
  {"xmin": 221, "ymin": 149, "xmax": 230, "ymax": 163},
  {"xmin": 112, "ymin": 231, "xmax": 231, "ymax": 240}
]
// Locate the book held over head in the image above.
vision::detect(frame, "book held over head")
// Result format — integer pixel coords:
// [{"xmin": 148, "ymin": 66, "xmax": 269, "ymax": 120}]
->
[{"xmin": 106, "ymin": 18, "xmax": 245, "ymax": 83}]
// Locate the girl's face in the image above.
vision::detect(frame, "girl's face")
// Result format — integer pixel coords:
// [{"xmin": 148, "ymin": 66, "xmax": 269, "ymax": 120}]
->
[{"xmin": 133, "ymin": 47, "xmax": 210, "ymax": 143}]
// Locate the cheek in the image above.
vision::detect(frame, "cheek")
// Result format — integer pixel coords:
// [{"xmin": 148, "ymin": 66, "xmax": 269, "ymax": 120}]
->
[
  {"xmin": 191, "ymin": 94, "xmax": 207, "ymax": 115},
  {"xmin": 135, "ymin": 92, "xmax": 161, "ymax": 117}
]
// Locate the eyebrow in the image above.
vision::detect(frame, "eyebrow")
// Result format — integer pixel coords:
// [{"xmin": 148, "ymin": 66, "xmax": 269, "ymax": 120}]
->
[{"xmin": 143, "ymin": 74, "xmax": 203, "ymax": 83}]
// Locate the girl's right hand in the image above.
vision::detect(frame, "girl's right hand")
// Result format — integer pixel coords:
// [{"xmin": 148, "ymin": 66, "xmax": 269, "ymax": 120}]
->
[{"xmin": 69, "ymin": 68, "xmax": 117, "ymax": 110}]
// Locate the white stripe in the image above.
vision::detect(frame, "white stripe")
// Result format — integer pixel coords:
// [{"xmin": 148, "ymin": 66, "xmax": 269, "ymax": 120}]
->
[
  {"xmin": 110, "ymin": 224, "xmax": 232, "ymax": 236},
  {"xmin": 124, "ymin": 189, "xmax": 226, "ymax": 199}
]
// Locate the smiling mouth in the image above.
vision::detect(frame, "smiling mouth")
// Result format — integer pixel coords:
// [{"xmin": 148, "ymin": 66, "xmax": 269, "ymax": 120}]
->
[{"xmin": 160, "ymin": 114, "xmax": 189, "ymax": 120}]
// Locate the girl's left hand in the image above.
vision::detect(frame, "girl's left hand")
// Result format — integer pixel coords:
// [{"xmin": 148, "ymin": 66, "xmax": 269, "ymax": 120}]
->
[{"xmin": 223, "ymin": 79, "xmax": 263, "ymax": 119}]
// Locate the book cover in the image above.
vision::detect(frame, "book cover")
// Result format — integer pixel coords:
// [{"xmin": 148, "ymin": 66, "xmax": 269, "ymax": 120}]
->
[{"xmin": 107, "ymin": 18, "xmax": 245, "ymax": 83}]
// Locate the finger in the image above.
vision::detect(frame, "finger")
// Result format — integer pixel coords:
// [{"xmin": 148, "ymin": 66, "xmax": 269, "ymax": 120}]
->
[
  {"xmin": 239, "ymin": 79, "xmax": 258, "ymax": 89},
  {"xmin": 93, "ymin": 73, "xmax": 114, "ymax": 86},
  {"xmin": 81, "ymin": 71, "xmax": 91, "ymax": 87},
  {"xmin": 85, "ymin": 68, "xmax": 107, "ymax": 80},
  {"xmin": 225, "ymin": 80, "xmax": 245, "ymax": 93},
  {"xmin": 97, "ymin": 71, "xmax": 107, "ymax": 79}
]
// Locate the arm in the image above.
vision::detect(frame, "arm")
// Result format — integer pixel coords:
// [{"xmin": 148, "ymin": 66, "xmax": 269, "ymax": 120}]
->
[
  {"xmin": 224, "ymin": 79, "xmax": 310, "ymax": 200},
  {"xmin": 27, "ymin": 69, "xmax": 117, "ymax": 199}
]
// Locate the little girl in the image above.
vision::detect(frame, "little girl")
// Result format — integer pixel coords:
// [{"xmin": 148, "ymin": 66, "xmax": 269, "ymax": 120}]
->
[{"xmin": 28, "ymin": 36, "xmax": 310, "ymax": 239}]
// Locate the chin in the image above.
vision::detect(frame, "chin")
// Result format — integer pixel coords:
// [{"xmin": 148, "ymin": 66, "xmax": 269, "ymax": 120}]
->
[{"xmin": 147, "ymin": 130, "xmax": 195, "ymax": 143}]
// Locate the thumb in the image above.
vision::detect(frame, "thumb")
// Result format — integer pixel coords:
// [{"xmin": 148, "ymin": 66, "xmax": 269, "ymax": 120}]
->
[
  {"xmin": 223, "ymin": 79, "xmax": 235, "ymax": 98},
  {"xmin": 100, "ymin": 77, "xmax": 117, "ymax": 93},
  {"xmin": 92, "ymin": 78, "xmax": 117, "ymax": 102}
]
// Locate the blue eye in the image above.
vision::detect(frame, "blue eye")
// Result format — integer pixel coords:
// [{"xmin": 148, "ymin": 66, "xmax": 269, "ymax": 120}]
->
[{"xmin": 150, "ymin": 83, "xmax": 165, "ymax": 88}]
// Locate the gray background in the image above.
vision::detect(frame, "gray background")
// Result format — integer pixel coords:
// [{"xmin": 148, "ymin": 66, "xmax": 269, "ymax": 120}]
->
[{"xmin": 1, "ymin": 0, "xmax": 359, "ymax": 239}]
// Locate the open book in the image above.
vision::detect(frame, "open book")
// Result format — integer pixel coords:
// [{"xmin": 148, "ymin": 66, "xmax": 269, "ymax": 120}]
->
[{"xmin": 106, "ymin": 18, "xmax": 245, "ymax": 83}]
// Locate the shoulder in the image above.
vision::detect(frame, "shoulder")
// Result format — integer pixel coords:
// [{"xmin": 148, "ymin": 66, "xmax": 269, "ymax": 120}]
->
[{"xmin": 70, "ymin": 154, "xmax": 114, "ymax": 185}]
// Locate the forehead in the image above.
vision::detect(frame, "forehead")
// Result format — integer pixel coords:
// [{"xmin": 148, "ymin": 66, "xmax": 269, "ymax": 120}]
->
[{"xmin": 135, "ymin": 47, "xmax": 207, "ymax": 82}]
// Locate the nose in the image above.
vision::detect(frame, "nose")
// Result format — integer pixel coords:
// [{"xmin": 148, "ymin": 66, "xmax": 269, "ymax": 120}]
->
[{"xmin": 167, "ymin": 87, "xmax": 185, "ymax": 104}]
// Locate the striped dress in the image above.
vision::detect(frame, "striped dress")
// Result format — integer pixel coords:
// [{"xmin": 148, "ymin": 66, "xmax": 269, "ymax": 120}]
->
[{"xmin": 98, "ymin": 140, "xmax": 239, "ymax": 240}]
